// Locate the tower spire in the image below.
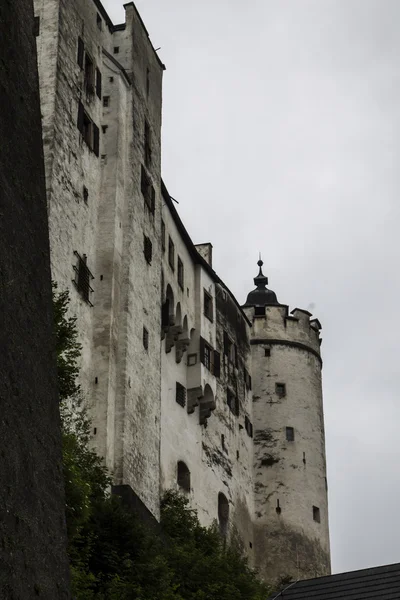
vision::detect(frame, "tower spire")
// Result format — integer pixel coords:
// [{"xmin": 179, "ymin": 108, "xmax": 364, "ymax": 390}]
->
[{"xmin": 254, "ymin": 256, "xmax": 268, "ymax": 289}]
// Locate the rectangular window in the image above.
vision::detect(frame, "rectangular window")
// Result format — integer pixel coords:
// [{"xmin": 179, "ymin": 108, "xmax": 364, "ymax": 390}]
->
[
  {"xmin": 264, "ymin": 348, "xmax": 271, "ymax": 357},
  {"xmin": 146, "ymin": 67, "xmax": 150, "ymax": 97},
  {"xmin": 313, "ymin": 506, "xmax": 321, "ymax": 523},
  {"xmin": 34, "ymin": 16, "xmax": 40, "ymax": 37},
  {"xmin": 84, "ymin": 54, "xmax": 95, "ymax": 95},
  {"xmin": 161, "ymin": 220, "xmax": 166, "ymax": 252},
  {"xmin": 83, "ymin": 186, "xmax": 89, "ymax": 204},
  {"xmin": 176, "ymin": 382, "xmax": 186, "ymax": 408},
  {"xmin": 245, "ymin": 416, "xmax": 253, "ymax": 438},
  {"xmin": 143, "ymin": 327, "xmax": 149, "ymax": 350},
  {"xmin": 244, "ymin": 368, "xmax": 252, "ymax": 390},
  {"xmin": 78, "ymin": 103, "xmax": 100, "ymax": 156},
  {"xmin": 96, "ymin": 13, "xmax": 102, "ymax": 30},
  {"xmin": 203, "ymin": 344, "xmax": 211, "ymax": 371},
  {"xmin": 227, "ymin": 389, "xmax": 239, "ymax": 416},
  {"xmin": 141, "ymin": 165, "xmax": 155, "ymax": 213},
  {"xmin": 96, "ymin": 68, "xmax": 102, "ymax": 99},
  {"xmin": 276, "ymin": 382, "xmax": 286, "ymax": 397},
  {"xmin": 77, "ymin": 37, "xmax": 84, "ymax": 69},
  {"xmin": 143, "ymin": 235, "xmax": 152, "ymax": 264},
  {"xmin": 286, "ymin": 427, "xmax": 295, "ymax": 442},
  {"xmin": 203, "ymin": 290, "xmax": 213, "ymax": 322},
  {"xmin": 103, "ymin": 95, "xmax": 110, "ymax": 107},
  {"xmin": 113, "ymin": 46, "xmax": 120, "ymax": 54},
  {"xmin": 144, "ymin": 120, "xmax": 152, "ymax": 166},
  {"xmin": 168, "ymin": 236, "xmax": 175, "ymax": 270},
  {"xmin": 254, "ymin": 306, "xmax": 266, "ymax": 316},
  {"xmin": 177, "ymin": 257, "xmax": 184, "ymax": 290},
  {"xmin": 72, "ymin": 251, "xmax": 94, "ymax": 305}
]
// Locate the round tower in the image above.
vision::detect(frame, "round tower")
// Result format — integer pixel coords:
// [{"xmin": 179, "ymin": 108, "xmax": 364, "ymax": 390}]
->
[{"xmin": 242, "ymin": 260, "xmax": 330, "ymax": 584}]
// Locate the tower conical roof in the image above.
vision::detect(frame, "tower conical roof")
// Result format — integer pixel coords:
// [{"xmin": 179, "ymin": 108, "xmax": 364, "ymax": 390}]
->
[{"xmin": 243, "ymin": 258, "xmax": 279, "ymax": 307}]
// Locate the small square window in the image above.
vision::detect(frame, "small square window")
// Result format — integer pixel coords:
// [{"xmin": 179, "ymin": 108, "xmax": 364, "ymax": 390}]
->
[
  {"xmin": 168, "ymin": 237, "xmax": 175, "ymax": 270},
  {"xmin": 83, "ymin": 186, "xmax": 89, "ymax": 204},
  {"xmin": 276, "ymin": 382, "xmax": 286, "ymax": 397},
  {"xmin": 203, "ymin": 290, "xmax": 213, "ymax": 322},
  {"xmin": 176, "ymin": 382, "xmax": 186, "ymax": 408},
  {"xmin": 264, "ymin": 348, "xmax": 271, "ymax": 357},
  {"xmin": 101, "ymin": 125, "xmax": 108, "ymax": 134},
  {"xmin": 103, "ymin": 96, "xmax": 110, "ymax": 107},
  {"xmin": 187, "ymin": 353, "xmax": 197, "ymax": 366},
  {"xmin": 113, "ymin": 46, "xmax": 120, "ymax": 54},
  {"xmin": 254, "ymin": 306, "xmax": 266, "ymax": 316},
  {"xmin": 286, "ymin": 426, "xmax": 295, "ymax": 442},
  {"xmin": 178, "ymin": 257, "xmax": 184, "ymax": 290},
  {"xmin": 143, "ymin": 235, "xmax": 152, "ymax": 264},
  {"xmin": 143, "ymin": 327, "xmax": 149, "ymax": 350},
  {"xmin": 313, "ymin": 506, "xmax": 320, "ymax": 523}
]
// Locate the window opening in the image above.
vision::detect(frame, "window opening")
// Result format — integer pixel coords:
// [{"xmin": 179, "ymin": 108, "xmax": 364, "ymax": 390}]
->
[
  {"xmin": 113, "ymin": 46, "xmax": 120, "ymax": 54},
  {"xmin": 286, "ymin": 427, "xmax": 295, "ymax": 442},
  {"xmin": 276, "ymin": 382, "xmax": 286, "ymax": 397},
  {"xmin": 72, "ymin": 252, "xmax": 94, "ymax": 305},
  {"xmin": 176, "ymin": 382, "xmax": 186, "ymax": 408},
  {"xmin": 177, "ymin": 257, "xmax": 184, "ymax": 289},
  {"xmin": 141, "ymin": 165, "xmax": 155, "ymax": 213},
  {"xmin": 276, "ymin": 499, "xmax": 281, "ymax": 515},
  {"xmin": 161, "ymin": 220, "xmax": 166, "ymax": 252},
  {"xmin": 84, "ymin": 53, "xmax": 95, "ymax": 95},
  {"xmin": 83, "ymin": 186, "xmax": 89, "ymax": 204},
  {"xmin": 103, "ymin": 96, "xmax": 110, "ymax": 107},
  {"xmin": 254, "ymin": 306, "xmax": 266, "ymax": 316},
  {"xmin": 264, "ymin": 348, "xmax": 271, "ymax": 357},
  {"xmin": 313, "ymin": 506, "xmax": 320, "ymax": 523},
  {"xmin": 203, "ymin": 289, "xmax": 213, "ymax": 322},
  {"xmin": 143, "ymin": 235, "xmax": 152, "ymax": 264},
  {"xmin": 218, "ymin": 493, "xmax": 229, "ymax": 537},
  {"xmin": 143, "ymin": 327, "xmax": 149, "ymax": 350},
  {"xmin": 34, "ymin": 16, "xmax": 40, "ymax": 36},
  {"xmin": 177, "ymin": 461, "xmax": 190, "ymax": 492},
  {"xmin": 168, "ymin": 236, "xmax": 175, "ymax": 270}
]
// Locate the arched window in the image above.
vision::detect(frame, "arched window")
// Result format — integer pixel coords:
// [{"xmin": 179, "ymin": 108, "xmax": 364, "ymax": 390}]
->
[
  {"xmin": 177, "ymin": 461, "xmax": 190, "ymax": 492},
  {"xmin": 218, "ymin": 492, "xmax": 229, "ymax": 536}
]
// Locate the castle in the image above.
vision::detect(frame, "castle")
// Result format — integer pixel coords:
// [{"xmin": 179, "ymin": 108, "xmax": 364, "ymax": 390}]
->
[{"xmin": 34, "ymin": 0, "xmax": 330, "ymax": 583}]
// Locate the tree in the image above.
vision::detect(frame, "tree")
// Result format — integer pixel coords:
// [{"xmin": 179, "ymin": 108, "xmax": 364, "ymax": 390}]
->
[{"xmin": 53, "ymin": 285, "xmax": 271, "ymax": 599}]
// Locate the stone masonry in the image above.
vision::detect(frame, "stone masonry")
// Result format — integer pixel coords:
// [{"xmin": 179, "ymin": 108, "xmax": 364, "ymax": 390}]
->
[{"xmin": 34, "ymin": 0, "xmax": 331, "ymax": 583}]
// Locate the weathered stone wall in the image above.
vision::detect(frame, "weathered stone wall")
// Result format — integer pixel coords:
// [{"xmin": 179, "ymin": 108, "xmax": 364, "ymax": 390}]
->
[
  {"xmin": 244, "ymin": 304, "xmax": 330, "ymax": 583},
  {"xmin": 0, "ymin": 0, "xmax": 70, "ymax": 596}
]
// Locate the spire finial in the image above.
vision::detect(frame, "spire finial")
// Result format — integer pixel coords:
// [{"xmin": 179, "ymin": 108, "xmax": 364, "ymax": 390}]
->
[{"xmin": 254, "ymin": 255, "xmax": 268, "ymax": 288}]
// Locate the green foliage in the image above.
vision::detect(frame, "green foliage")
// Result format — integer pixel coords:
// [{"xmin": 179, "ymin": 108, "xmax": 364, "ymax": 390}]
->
[{"xmin": 53, "ymin": 286, "xmax": 271, "ymax": 599}]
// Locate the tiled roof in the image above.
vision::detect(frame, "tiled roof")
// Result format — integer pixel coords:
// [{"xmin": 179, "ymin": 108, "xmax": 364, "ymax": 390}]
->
[{"xmin": 268, "ymin": 562, "xmax": 400, "ymax": 600}]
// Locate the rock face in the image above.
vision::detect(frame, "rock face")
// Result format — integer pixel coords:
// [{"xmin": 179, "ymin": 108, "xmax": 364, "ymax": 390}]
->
[{"xmin": 0, "ymin": 0, "xmax": 70, "ymax": 597}]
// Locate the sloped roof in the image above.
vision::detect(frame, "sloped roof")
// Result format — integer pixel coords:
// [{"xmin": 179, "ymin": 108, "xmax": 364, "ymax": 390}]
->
[{"xmin": 268, "ymin": 562, "xmax": 400, "ymax": 600}]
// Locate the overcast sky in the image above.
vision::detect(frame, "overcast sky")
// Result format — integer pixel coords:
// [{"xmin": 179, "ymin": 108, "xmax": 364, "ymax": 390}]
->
[{"xmin": 104, "ymin": 0, "xmax": 400, "ymax": 575}]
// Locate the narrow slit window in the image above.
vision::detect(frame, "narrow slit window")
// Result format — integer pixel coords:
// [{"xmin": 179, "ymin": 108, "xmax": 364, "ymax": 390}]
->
[
  {"xmin": 143, "ymin": 235, "xmax": 152, "ymax": 264},
  {"xmin": 142, "ymin": 327, "xmax": 149, "ymax": 350},
  {"xmin": 313, "ymin": 506, "xmax": 321, "ymax": 523},
  {"xmin": 177, "ymin": 257, "xmax": 184, "ymax": 289},
  {"xmin": 168, "ymin": 236, "xmax": 175, "ymax": 270}
]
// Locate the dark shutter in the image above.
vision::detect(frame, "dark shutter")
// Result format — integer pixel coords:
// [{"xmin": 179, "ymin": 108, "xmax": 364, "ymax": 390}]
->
[
  {"xmin": 161, "ymin": 299, "xmax": 169, "ymax": 328},
  {"xmin": 77, "ymin": 101, "xmax": 84, "ymax": 133},
  {"xmin": 77, "ymin": 37, "xmax": 84, "ymax": 68},
  {"xmin": 234, "ymin": 344, "xmax": 238, "ymax": 367},
  {"xmin": 96, "ymin": 68, "xmax": 102, "ymax": 99},
  {"xmin": 214, "ymin": 351, "xmax": 221, "ymax": 378},
  {"xmin": 93, "ymin": 123, "xmax": 100, "ymax": 156},
  {"xmin": 223, "ymin": 331, "xmax": 229, "ymax": 355},
  {"xmin": 199, "ymin": 337, "xmax": 205, "ymax": 365}
]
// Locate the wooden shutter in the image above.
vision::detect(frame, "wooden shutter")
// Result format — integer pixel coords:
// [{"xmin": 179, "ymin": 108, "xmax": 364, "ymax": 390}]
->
[
  {"xmin": 77, "ymin": 101, "xmax": 84, "ymax": 133},
  {"xmin": 96, "ymin": 68, "xmax": 102, "ymax": 99},
  {"xmin": 213, "ymin": 351, "xmax": 221, "ymax": 378},
  {"xmin": 93, "ymin": 123, "xmax": 100, "ymax": 156},
  {"xmin": 199, "ymin": 336, "xmax": 205, "ymax": 365},
  {"xmin": 77, "ymin": 37, "xmax": 84, "ymax": 68}
]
